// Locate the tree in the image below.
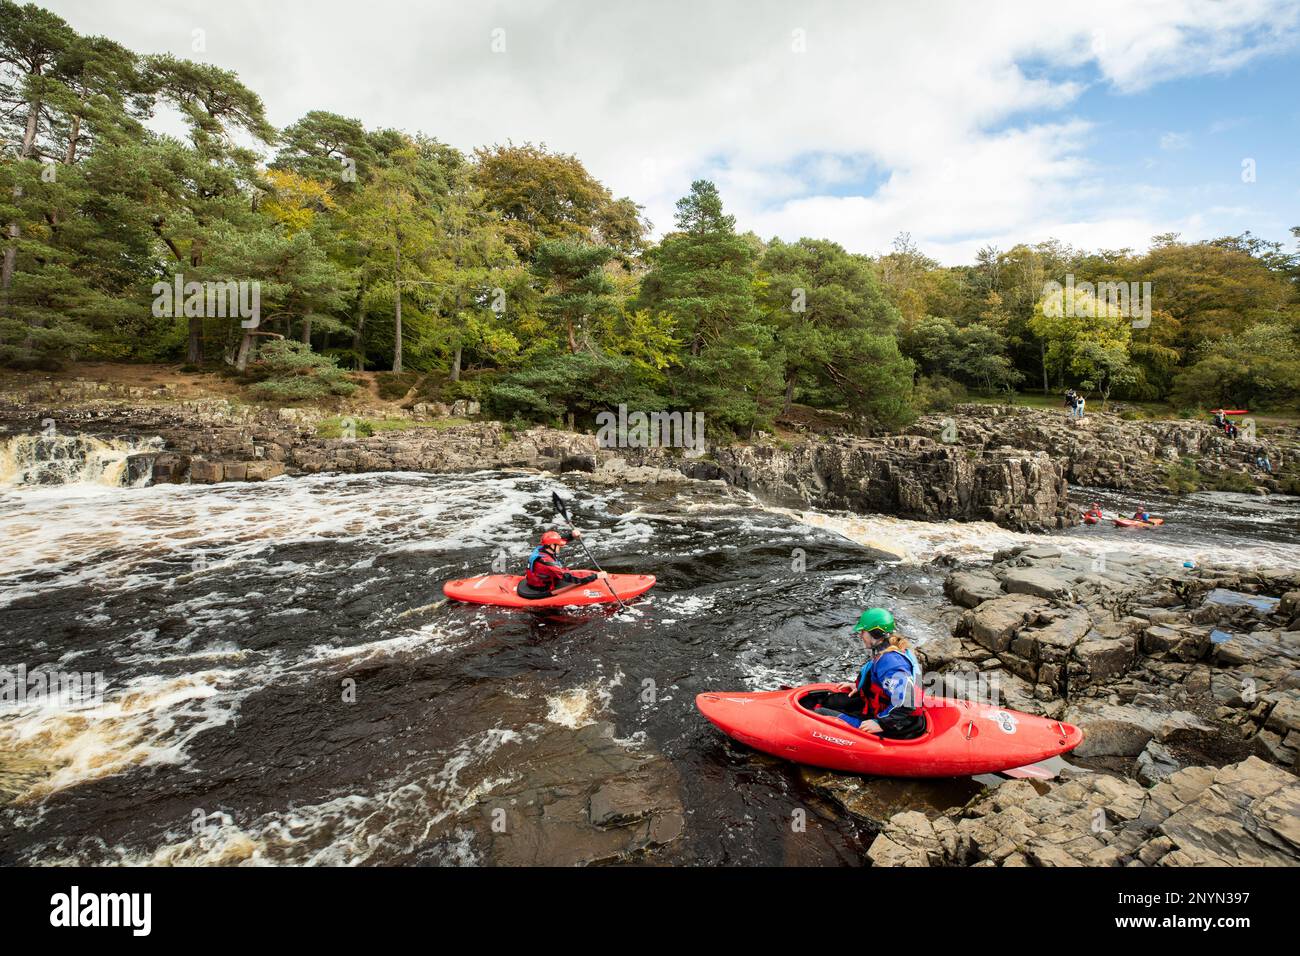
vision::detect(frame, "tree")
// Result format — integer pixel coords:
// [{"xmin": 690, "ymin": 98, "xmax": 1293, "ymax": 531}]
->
[
  {"xmin": 532, "ymin": 239, "xmax": 615, "ymax": 354},
  {"xmin": 142, "ymin": 54, "xmax": 275, "ymax": 364},
  {"xmin": 473, "ymin": 142, "xmax": 646, "ymax": 262},
  {"xmin": 759, "ymin": 237, "xmax": 910, "ymax": 424},
  {"xmin": 638, "ymin": 180, "xmax": 782, "ymax": 433},
  {"xmin": 1073, "ymin": 341, "xmax": 1136, "ymax": 409},
  {"xmin": 1172, "ymin": 323, "xmax": 1300, "ymax": 409},
  {"xmin": 348, "ymin": 138, "xmax": 456, "ymax": 371},
  {"xmin": 273, "ymin": 110, "xmax": 380, "ymax": 190}
]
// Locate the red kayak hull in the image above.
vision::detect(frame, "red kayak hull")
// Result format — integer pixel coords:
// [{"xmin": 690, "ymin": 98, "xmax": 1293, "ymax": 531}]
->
[
  {"xmin": 1113, "ymin": 517, "xmax": 1163, "ymax": 528},
  {"xmin": 696, "ymin": 683, "xmax": 1083, "ymax": 777},
  {"xmin": 442, "ymin": 572, "xmax": 656, "ymax": 608},
  {"xmin": 1082, "ymin": 514, "xmax": 1100, "ymax": 524}
]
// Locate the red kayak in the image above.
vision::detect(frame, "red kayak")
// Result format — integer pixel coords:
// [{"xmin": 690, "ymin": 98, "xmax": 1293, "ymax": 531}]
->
[
  {"xmin": 1113, "ymin": 517, "xmax": 1164, "ymax": 528},
  {"xmin": 1082, "ymin": 512, "xmax": 1101, "ymax": 525},
  {"xmin": 696, "ymin": 683, "xmax": 1083, "ymax": 777},
  {"xmin": 443, "ymin": 571, "xmax": 655, "ymax": 608}
]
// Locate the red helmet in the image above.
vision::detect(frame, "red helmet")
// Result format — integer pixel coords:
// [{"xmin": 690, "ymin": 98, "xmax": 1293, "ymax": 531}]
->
[{"xmin": 540, "ymin": 531, "xmax": 566, "ymax": 547}]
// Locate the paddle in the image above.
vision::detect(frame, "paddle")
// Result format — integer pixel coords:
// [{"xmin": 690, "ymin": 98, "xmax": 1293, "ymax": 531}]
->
[{"xmin": 551, "ymin": 490, "xmax": 628, "ymax": 612}]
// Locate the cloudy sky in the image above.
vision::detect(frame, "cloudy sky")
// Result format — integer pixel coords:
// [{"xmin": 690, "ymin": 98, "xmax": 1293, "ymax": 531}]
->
[{"xmin": 38, "ymin": 0, "xmax": 1300, "ymax": 263}]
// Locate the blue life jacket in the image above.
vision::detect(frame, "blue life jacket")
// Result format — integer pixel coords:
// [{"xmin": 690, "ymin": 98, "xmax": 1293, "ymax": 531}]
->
[{"xmin": 854, "ymin": 647, "xmax": 922, "ymax": 719}]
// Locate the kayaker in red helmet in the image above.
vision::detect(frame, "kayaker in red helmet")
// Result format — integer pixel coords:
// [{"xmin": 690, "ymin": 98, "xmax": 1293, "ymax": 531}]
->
[
  {"xmin": 814, "ymin": 607, "xmax": 926, "ymax": 739},
  {"xmin": 516, "ymin": 529, "xmax": 599, "ymax": 600}
]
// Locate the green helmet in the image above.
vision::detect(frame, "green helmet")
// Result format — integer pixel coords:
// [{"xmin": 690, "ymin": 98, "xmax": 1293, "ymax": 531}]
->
[{"xmin": 853, "ymin": 607, "xmax": 896, "ymax": 635}]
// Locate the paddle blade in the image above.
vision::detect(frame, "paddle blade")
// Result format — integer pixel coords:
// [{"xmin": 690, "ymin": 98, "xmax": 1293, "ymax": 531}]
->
[{"xmin": 551, "ymin": 491, "xmax": 571, "ymax": 522}]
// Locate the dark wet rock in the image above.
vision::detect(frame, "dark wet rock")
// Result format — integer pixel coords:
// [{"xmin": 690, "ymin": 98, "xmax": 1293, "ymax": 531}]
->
[
  {"xmin": 663, "ymin": 436, "xmax": 1071, "ymax": 531},
  {"xmin": 801, "ymin": 769, "xmax": 982, "ymax": 832},
  {"xmin": 151, "ymin": 452, "xmax": 190, "ymax": 483},
  {"xmin": 471, "ymin": 721, "xmax": 685, "ymax": 866}
]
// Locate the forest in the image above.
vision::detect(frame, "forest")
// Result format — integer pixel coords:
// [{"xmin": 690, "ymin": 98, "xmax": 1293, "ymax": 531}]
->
[{"xmin": 3, "ymin": 2, "xmax": 1299, "ymax": 435}]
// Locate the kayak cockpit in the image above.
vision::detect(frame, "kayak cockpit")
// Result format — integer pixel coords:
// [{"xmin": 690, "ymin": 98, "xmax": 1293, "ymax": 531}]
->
[{"xmin": 793, "ymin": 688, "xmax": 947, "ymax": 744}]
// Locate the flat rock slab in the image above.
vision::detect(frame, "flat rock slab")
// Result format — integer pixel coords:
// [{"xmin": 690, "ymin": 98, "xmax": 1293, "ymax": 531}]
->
[
  {"xmin": 1065, "ymin": 700, "xmax": 1216, "ymax": 758},
  {"xmin": 1001, "ymin": 568, "xmax": 1072, "ymax": 601},
  {"xmin": 1203, "ymin": 588, "xmax": 1281, "ymax": 615}
]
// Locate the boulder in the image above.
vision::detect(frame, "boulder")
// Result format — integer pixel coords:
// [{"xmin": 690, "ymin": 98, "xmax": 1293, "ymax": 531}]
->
[
  {"xmin": 1136, "ymin": 740, "xmax": 1182, "ymax": 786},
  {"xmin": 189, "ymin": 459, "xmax": 223, "ymax": 484},
  {"xmin": 945, "ymin": 570, "xmax": 1003, "ymax": 609},
  {"xmin": 1001, "ymin": 567, "xmax": 1072, "ymax": 601},
  {"xmin": 963, "ymin": 593, "xmax": 1044, "ymax": 653}
]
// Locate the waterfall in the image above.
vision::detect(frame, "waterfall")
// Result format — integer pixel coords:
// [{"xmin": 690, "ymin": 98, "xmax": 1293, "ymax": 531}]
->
[{"xmin": 0, "ymin": 433, "xmax": 163, "ymax": 488}]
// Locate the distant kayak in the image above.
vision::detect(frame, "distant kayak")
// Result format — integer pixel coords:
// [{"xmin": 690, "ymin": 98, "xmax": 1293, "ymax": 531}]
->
[
  {"xmin": 443, "ymin": 572, "xmax": 656, "ymax": 608},
  {"xmin": 696, "ymin": 683, "xmax": 1083, "ymax": 777},
  {"xmin": 1082, "ymin": 513, "xmax": 1102, "ymax": 525},
  {"xmin": 1113, "ymin": 517, "xmax": 1164, "ymax": 528}
]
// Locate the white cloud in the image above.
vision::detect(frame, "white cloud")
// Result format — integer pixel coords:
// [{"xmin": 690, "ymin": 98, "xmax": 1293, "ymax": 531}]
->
[{"xmin": 37, "ymin": 0, "xmax": 1300, "ymax": 263}]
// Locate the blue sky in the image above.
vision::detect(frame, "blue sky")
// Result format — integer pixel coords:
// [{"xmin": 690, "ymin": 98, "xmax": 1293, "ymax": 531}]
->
[
  {"xmin": 1044, "ymin": 51, "xmax": 1300, "ymax": 249},
  {"xmin": 37, "ymin": 0, "xmax": 1300, "ymax": 264}
]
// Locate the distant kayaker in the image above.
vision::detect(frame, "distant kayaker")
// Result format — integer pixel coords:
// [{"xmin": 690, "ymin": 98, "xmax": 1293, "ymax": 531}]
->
[
  {"xmin": 516, "ymin": 530, "xmax": 599, "ymax": 599},
  {"xmin": 1132, "ymin": 505, "xmax": 1152, "ymax": 522},
  {"xmin": 815, "ymin": 608, "xmax": 926, "ymax": 739},
  {"xmin": 1212, "ymin": 409, "xmax": 1225, "ymax": 428},
  {"xmin": 1085, "ymin": 501, "xmax": 1103, "ymax": 520}
]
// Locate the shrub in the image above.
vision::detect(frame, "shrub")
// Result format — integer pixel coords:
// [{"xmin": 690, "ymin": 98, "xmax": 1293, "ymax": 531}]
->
[
  {"xmin": 913, "ymin": 374, "xmax": 967, "ymax": 413},
  {"xmin": 1162, "ymin": 457, "xmax": 1201, "ymax": 495},
  {"xmin": 244, "ymin": 340, "xmax": 357, "ymax": 402}
]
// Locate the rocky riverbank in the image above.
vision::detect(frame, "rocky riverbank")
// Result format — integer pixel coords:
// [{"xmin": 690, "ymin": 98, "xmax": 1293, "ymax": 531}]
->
[
  {"xmin": 909, "ymin": 403, "xmax": 1299, "ymax": 495},
  {"xmin": 4, "ymin": 378, "xmax": 1297, "ymax": 534},
  {"xmin": 815, "ymin": 544, "xmax": 1300, "ymax": 866}
]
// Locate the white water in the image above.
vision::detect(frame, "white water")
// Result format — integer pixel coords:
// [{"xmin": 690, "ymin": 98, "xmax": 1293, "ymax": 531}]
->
[
  {"xmin": 2, "ymin": 468, "xmax": 1296, "ymax": 864},
  {"xmin": 0, "ymin": 433, "xmax": 161, "ymax": 489}
]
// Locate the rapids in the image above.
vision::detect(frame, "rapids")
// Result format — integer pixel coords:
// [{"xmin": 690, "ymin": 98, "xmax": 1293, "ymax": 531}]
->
[{"xmin": 1, "ymin": 467, "xmax": 1297, "ymax": 864}]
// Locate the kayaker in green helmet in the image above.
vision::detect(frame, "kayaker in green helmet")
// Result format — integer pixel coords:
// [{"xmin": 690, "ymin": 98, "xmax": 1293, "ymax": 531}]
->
[{"xmin": 814, "ymin": 607, "xmax": 927, "ymax": 739}]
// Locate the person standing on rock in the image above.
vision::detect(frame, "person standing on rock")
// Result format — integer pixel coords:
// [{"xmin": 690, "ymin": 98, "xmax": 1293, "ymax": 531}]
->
[{"xmin": 814, "ymin": 608, "xmax": 926, "ymax": 739}]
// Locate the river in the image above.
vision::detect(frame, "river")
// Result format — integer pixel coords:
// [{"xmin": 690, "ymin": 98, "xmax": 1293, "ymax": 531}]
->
[{"xmin": 1, "ymin": 462, "xmax": 1298, "ymax": 865}]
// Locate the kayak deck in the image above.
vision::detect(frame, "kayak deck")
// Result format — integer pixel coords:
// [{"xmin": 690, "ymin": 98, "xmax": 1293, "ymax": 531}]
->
[
  {"xmin": 443, "ymin": 571, "xmax": 656, "ymax": 608},
  {"xmin": 1113, "ymin": 517, "xmax": 1163, "ymax": 528},
  {"xmin": 696, "ymin": 683, "xmax": 1083, "ymax": 777}
]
